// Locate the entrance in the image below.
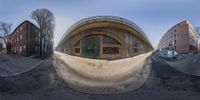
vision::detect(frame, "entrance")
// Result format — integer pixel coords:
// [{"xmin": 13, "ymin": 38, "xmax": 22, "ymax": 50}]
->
[{"xmin": 81, "ymin": 35, "xmax": 100, "ymax": 59}]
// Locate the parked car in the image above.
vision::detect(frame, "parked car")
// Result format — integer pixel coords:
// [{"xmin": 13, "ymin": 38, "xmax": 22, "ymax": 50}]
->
[{"xmin": 159, "ymin": 50, "xmax": 178, "ymax": 59}]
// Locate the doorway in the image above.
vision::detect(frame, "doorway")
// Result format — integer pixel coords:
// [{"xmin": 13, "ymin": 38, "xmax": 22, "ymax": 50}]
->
[{"xmin": 81, "ymin": 35, "xmax": 100, "ymax": 59}]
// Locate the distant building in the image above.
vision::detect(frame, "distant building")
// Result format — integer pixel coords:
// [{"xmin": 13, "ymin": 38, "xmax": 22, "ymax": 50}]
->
[
  {"xmin": 8, "ymin": 20, "xmax": 40, "ymax": 56},
  {"xmin": 158, "ymin": 20, "xmax": 200, "ymax": 53},
  {"xmin": 56, "ymin": 16, "xmax": 153, "ymax": 59}
]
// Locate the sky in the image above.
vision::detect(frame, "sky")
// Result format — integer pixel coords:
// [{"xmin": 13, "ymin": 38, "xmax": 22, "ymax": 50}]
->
[{"xmin": 0, "ymin": 0, "xmax": 200, "ymax": 48}]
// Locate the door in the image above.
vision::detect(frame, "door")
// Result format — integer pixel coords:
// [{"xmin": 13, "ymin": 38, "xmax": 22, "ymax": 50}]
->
[{"xmin": 81, "ymin": 35, "xmax": 100, "ymax": 59}]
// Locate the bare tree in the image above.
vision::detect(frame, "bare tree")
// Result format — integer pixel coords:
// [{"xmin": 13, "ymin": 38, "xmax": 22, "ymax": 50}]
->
[
  {"xmin": 30, "ymin": 8, "xmax": 55, "ymax": 57},
  {"xmin": 196, "ymin": 26, "xmax": 200, "ymax": 34},
  {"xmin": 0, "ymin": 22, "xmax": 12, "ymax": 53}
]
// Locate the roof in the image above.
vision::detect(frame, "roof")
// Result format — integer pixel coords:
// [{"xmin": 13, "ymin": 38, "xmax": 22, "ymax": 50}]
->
[
  {"xmin": 10, "ymin": 20, "xmax": 39, "ymax": 35},
  {"xmin": 57, "ymin": 16, "xmax": 153, "ymax": 48},
  {"xmin": 159, "ymin": 20, "xmax": 198, "ymax": 44}
]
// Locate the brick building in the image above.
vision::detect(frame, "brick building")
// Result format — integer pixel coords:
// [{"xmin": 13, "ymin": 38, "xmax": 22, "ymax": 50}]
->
[
  {"xmin": 8, "ymin": 20, "xmax": 40, "ymax": 56},
  {"xmin": 158, "ymin": 20, "xmax": 200, "ymax": 53},
  {"xmin": 56, "ymin": 16, "xmax": 153, "ymax": 59}
]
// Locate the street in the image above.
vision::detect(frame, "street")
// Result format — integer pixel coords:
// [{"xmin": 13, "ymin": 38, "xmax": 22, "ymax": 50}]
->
[
  {"xmin": 165, "ymin": 54, "xmax": 200, "ymax": 76},
  {"xmin": 0, "ymin": 54, "xmax": 42, "ymax": 76},
  {"xmin": 1, "ymin": 1, "xmax": 200, "ymax": 100},
  {"xmin": 0, "ymin": 53, "xmax": 199, "ymax": 100}
]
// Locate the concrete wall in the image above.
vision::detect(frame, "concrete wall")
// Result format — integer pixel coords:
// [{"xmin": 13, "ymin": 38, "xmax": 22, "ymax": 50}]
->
[{"xmin": 59, "ymin": 27, "xmax": 149, "ymax": 59}]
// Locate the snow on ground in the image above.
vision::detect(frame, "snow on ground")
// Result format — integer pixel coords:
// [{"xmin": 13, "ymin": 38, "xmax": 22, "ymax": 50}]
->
[{"xmin": 53, "ymin": 51, "xmax": 152, "ymax": 94}]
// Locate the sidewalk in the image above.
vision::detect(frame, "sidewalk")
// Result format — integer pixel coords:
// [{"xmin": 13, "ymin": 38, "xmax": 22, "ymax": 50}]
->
[
  {"xmin": 0, "ymin": 53, "xmax": 43, "ymax": 76},
  {"xmin": 157, "ymin": 53, "xmax": 200, "ymax": 76},
  {"xmin": 53, "ymin": 51, "xmax": 152, "ymax": 94}
]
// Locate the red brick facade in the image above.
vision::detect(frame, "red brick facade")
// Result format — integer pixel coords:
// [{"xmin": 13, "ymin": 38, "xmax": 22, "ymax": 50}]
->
[
  {"xmin": 8, "ymin": 20, "xmax": 40, "ymax": 56},
  {"xmin": 158, "ymin": 20, "xmax": 200, "ymax": 53}
]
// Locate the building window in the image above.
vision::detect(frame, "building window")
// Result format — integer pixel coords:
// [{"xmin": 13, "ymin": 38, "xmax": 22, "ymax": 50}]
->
[
  {"xmin": 133, "ymin": 42, "xmax": 139, "ymax": 53},
  {"xmin": 134, "ymin": 48, "xmax": 138, "ymax": 53},
  {"xmin": 35, "ymin": 47, "xmax": 38, "ymax": 51},
  {"xmin": 20, "ymin": 34, "xmax": 22, "ymax": 40},
  {"xmin": 103, "ymin": 47, "xmax": 119, "ymax": 54},
  {"xmin": 17, "ymin": 37, "xmax": 19, "ymax": 41},
  {"xmin": 20, "ymin": 46, "xmax": 22, "ymax": 53},
  {"xmin": 20, "ymin": 27, "xmax": 23, "ymax": 31},
  {"xmin": 103, "ymin": 35, "xmax": 119, "ymax": 44},
  {"xmin": 174, "ymin": 34, "xmax": 176, "ymax": 39},
  {"xmin": 38, "ymin": 36, "xmax": 40, "ymax": 42},
  {"xmin": 75, "ymin": 48, "xmax": 80, "ymax": 53}
]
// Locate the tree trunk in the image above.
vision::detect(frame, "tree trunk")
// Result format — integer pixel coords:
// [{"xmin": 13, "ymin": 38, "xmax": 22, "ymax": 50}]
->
[
  {"xmin": 2, "ymin": 37, "xmax": 8, "ymax": 54},
  {"xmin": 42, "ymin": 37, "xmax": 45, "ymax": 57},
  {"xmin": 39, "ymin": 32, "xmax": 43, "ymax": 57},
  {"xmin": 44, "ymin": 36, "xmax": 48, "ymax": 56}
]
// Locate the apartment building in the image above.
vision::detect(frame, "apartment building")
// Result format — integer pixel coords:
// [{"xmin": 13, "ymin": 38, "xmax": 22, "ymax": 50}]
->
[
  {"xmin": 8, "ymin": 20, "xmax": 40, "ymax": 56},
  {"xmin": 158, "ymin": 20, "xmax": 200, "ymax": 53}
]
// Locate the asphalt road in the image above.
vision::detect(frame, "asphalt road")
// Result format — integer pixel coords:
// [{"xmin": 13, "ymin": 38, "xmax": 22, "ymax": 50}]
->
[
  {"xmin": 0, "ymin": 54, "xmax": 200, "ymax": 100},
  {"xmin": 0, "ymin": 54, "xmax": 41, "ymax": 76}
]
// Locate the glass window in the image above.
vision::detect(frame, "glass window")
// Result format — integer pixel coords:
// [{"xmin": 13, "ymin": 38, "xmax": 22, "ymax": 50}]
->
[
  {"xmin": 20, "ymin": 46, "xmax": 22, "ymax": 52},
  {"xmin": 133, "ymin": 42, "xmax": 139, "ymax": 53},
  {"xmin": 103, "ymin": 47, "xmax": 119, "ymax": 54},
  {"xmin": 134, "ymin": 48, "xmax": 138, "ymax": 53},
  {"xmin": 75, "ymin": 48, "xmax": 80, "ymax": 53},
  {"xmin": 20, "ymin": 34, "xmax": 22, "ymax": 40},
  {"xmin": 20, "ymin": 27, "xmax": 23, "ymax": 31},
  {"xmin": 103, "ymin": 35, "xmax": 120, "ymax": 44},
  {"xmin": 35, "ymin": 47, "xmax": 37, "ymax": 51}
]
